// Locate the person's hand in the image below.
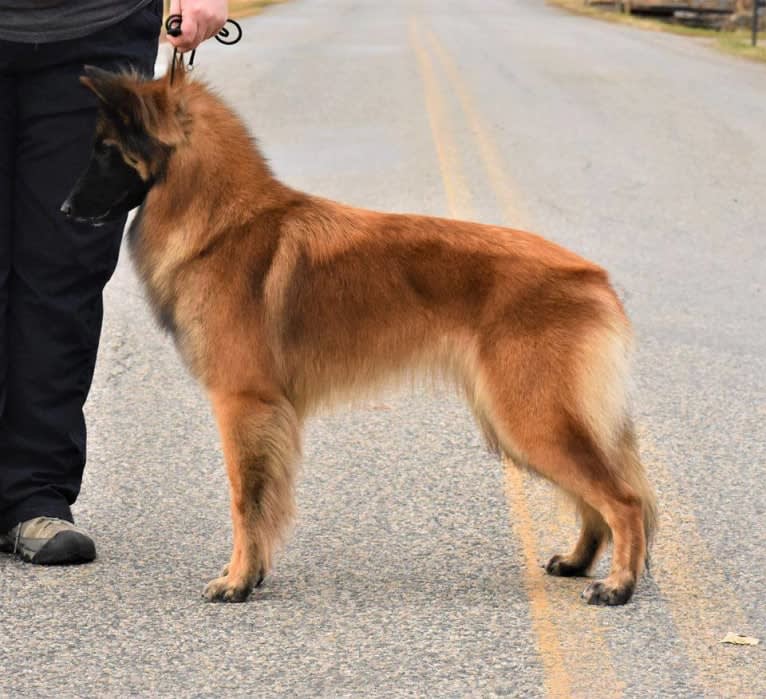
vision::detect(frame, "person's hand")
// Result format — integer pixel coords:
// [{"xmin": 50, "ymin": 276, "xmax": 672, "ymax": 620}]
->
[{"xmin": 167, "ymin": 0, "xmax": 228, "ymax": 52}]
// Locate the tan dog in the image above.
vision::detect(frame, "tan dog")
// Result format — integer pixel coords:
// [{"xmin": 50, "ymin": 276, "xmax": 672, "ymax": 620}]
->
[{"xmin": 63, "ymin": 65, "xmax": 656, "ymax": 605}]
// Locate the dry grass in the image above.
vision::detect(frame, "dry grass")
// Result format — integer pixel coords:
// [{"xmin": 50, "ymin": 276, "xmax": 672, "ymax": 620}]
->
[
  {"xmin": 227, "ymin": 0, "xmax": 288, "ymax": 19},
  {"xmin": 162, "ymin": 0, "xmax": 287, "ymax": 23},
  {"xmin": 716, "ymin": 30, "xmax": 766, "ymax": 61},
  {"xmin": 548, "ymin": 0, "xmax": 766, "ymax": 63}
]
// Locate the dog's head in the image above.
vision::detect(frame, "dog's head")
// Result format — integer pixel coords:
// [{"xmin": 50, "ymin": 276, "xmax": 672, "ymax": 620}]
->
[{"xmin": 61, "ymin": 65, "xmax": 189, "ymax": 225}]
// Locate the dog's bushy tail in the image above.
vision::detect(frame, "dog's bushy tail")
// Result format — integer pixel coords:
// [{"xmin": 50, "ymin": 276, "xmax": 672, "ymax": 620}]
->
[
  {"xmin": 619, "ymin": 421, "xmax": 658, "ymax": 563},
  {"xmin": 578, "ymin": 317, "xmax": 657, "ymax": 565},
  {"xmin": 616, "ymin": 420, "xmax": 658, "ymax": 568}
]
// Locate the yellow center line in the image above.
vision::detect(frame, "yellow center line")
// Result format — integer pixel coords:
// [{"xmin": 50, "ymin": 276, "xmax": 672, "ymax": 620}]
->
[
  {"xmin": 415, "ymin": 18, "xmax": 625, "ymax": 698},
  {"xmin": 424, "ymin": 28, "xmax": 531, "ymax": 231},
  {"xmin": 411, "ymin": 15, "xmax": 576, "ymax": 698},
  {"xmin": 408, "ymin": 18, "xmax": 473, "ymax": 220},
  {"xmin": 504, "ymin": 465, "xmax": 575, "ymax": 699}
]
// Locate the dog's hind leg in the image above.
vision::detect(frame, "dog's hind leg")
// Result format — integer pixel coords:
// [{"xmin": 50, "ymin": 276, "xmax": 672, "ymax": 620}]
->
[
  {"xmin": 203, "ymin": 391, "xmax": 300, "ymax": 603},
  {"xmin": 545, "ymin": 500, "xmax": 609, "ymax": 577},
  {"xmin": 478, "ymin": 333, "xmax": 655, "ymax": 605},
  {"xmin": 500, "ymin": 416, "xmax": 648, "ymax": 605}
]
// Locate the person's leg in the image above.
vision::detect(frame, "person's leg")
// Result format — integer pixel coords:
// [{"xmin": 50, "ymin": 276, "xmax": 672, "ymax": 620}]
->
[
  {"xmin": 0, "ymin": 68, "xmax": 12, "ymax": 415},
  {"xmin": 0, "ymin": 3, "xmax": 161, "ymax": 537},
  {"xmin": 0, "ymin": 69, "xmax": 13, "ymax": 403},
  {"xmin": 0, "ymin": 53, "xmax": 19, "ymax": 525}
]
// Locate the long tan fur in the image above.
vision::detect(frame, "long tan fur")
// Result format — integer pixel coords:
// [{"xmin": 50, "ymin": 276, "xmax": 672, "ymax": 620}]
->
[{"xmin": 82, "ymin": 65, "xmax": 656, "ymax": 605}]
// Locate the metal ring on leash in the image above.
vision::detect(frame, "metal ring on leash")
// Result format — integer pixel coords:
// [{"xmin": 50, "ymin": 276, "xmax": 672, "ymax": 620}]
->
[{"xmin": 165, "ymin": 15, "xmax": 243, "ymax": 84}]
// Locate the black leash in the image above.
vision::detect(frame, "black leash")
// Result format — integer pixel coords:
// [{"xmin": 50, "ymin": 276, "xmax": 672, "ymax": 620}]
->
[{"xmin": 165, "ymin": 14, "xmax": 243, "ymax": 85}]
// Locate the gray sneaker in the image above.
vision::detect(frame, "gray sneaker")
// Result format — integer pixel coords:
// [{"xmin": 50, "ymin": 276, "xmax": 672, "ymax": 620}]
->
[{"xmin": 0, "ymin": 517, "xmax": 96, "ymax": 564}]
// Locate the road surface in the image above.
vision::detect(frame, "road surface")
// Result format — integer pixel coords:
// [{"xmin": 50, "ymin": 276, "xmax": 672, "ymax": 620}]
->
[{"xmin": 2, "ymin": 0, "xmax": 764, "ymax": 696}]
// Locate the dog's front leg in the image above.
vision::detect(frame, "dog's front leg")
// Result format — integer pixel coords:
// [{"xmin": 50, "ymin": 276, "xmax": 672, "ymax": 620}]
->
[{"xmin": 203, "ymin": 390, "xmax": 300, "ymax": 603}]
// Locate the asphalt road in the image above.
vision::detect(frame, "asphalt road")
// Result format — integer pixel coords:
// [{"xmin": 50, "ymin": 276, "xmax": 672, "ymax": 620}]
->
[{"xmin": 1, "ymin": 0, "xmax": 764, "ymax": 696}]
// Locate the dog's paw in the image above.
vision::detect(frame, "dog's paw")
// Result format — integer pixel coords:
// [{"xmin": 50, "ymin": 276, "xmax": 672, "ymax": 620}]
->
[
  {"xmin": 203, "ymin": 575, "xmax": 252, "ymax": 603},
  {"xmin": 545, "ymin": 554, "xmax": 588, "ymax": 578},
  {"xmin": 203, "ymin": 567, "xmax": 266, "ymax": 602},
  {"xmin": 581, "ymin": 579, "xmax": 634, "ymax": 606}
]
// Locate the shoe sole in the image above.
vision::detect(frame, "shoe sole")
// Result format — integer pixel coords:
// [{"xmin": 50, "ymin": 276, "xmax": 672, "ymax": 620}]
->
[{"xmin": 27, "ymin": 531, "xmax": 97, "ymax": 565}]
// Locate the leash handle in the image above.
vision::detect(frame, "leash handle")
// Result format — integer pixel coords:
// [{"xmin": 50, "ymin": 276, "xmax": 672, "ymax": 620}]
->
[
  {"xmin": 164, "ymin": 14, "xmax": 242, "ymax": 44},
  {"xmin": 165, "ymin": 14, "xmax": 243, "ymax": 84}
]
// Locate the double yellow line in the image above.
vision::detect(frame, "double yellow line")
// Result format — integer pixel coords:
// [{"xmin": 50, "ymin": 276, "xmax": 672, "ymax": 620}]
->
[
  {"xmin": 409, "ymin": 15, "xmax": 762, "ymax": 698},
  {"xmin": 409, "ymin": 17, "xmax": 618, "ymax": 699}
]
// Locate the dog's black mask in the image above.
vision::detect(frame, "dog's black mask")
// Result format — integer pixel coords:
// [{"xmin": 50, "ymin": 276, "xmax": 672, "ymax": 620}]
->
[
  {"xmin": 60, "ymin": 66, "xmax": 171, "ymax": 226},
  {"xmin": 61, "ymin": 137, "xmax": 151, "ymax": 226}
]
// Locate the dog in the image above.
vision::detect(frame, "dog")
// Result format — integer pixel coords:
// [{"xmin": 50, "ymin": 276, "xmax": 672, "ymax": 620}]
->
[{"xmin": 62, "ymin": 63, "xmax": 656, "ymax": 605}]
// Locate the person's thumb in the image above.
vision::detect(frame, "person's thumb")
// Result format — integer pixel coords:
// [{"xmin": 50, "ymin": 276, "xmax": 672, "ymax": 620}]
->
[{"xmin": 166, "ymin": 0, "xmax": 199, "ymax": 53}]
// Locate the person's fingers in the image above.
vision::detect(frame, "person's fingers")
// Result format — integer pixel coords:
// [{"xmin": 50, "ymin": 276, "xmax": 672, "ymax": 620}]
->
[
  {"xmin": 199, "ymin": 0, "xmax": 227, "ymax": 41},
  {"xmin": 168, "ymin": 0, "xmax": 181, "ymax": 23},
  {"xmin": 166, "ymin": 0, "xmax": 187, "ymax": 51},
  {"xmin": 188, "ymin": 19, "xmax": 206, "ymax": 52},
  {"xmin": 170, "ymin": 14, "xmax": 199, "ymax": 52},
  {"xmin": 197, "ymin": 5, "xmax": 226, "ymax": 44},
  {"xmin": 167, "ymin": 0, "xmax": 227, "ymax": 52}
]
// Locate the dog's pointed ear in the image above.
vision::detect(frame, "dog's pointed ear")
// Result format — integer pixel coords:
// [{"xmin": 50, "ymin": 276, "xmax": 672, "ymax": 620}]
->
[
  {"xmin": 80, "ymin": 65, "xmax": 188, "ymax": 147},
  {"xmin": 80, "ymin": 65, "xmax": 140, "ymax": 116}
]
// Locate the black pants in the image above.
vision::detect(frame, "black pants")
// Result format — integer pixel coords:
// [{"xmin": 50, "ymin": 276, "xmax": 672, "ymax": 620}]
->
[{"xmin": 0, "ymin": 3, "xmax": 161, "ymax": 532}]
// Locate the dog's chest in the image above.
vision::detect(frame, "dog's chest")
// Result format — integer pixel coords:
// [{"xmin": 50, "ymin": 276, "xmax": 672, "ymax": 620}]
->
[
  {"xmin": 129, "ymin": 228, "xmax": 180, "ymax": 321},
  {"xmin": 146, "ymin": 266, "xmax": 212, "ymax": 377},
  {"xmin": 129, "ymin": 220, "xmax": 211, "ymax": 370}
]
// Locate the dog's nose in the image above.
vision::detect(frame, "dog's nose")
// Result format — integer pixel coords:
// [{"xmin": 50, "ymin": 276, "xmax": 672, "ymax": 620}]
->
[{"xmin": 60, "ymin": 199, "xmax": 72, "ymax": 217}]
